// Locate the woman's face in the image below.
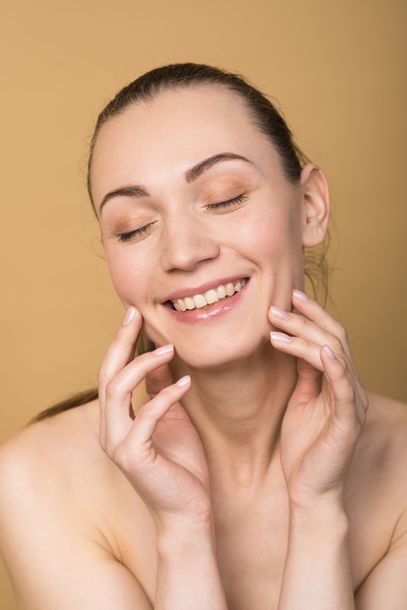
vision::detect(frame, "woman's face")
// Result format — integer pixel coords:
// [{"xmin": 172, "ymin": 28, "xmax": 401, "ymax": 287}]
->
[{"xmin": 91, "ymin": 85, "xmax": 308, "ymax": 368}]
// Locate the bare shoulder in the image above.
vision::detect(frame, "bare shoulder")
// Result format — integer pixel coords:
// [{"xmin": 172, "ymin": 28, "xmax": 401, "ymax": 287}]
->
[
  {"xmin": 363, "ymin": 389, "xmax": 407, "ymax": 460},
  {"xmin": 365, "ymin": 389, "xmax": 407, "ymax": 425},
  {"xmin": 361, "ymin": 390, "xmax": 407, "ymax": 530},
  {"xmin": 0, "ymin": 388, "xmax": 149, "ymax": 548},
  {"xmin": 0, "ymin": 400, "xmax": 154, "ymax": 609},
  {"xmin": 0, "ymin": 398, "xmax": 102, "ymax": 486},
  {"xmin": 362, "ymin": 389, "xmax": 407, "ymax": 468},
  {"xmin": 0, "ymin": 399, "xmax": 117, "ymax": 553}
]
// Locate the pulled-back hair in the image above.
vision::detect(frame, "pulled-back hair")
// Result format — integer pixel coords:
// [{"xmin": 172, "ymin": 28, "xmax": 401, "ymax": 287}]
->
[{"xmin": 30, "ymin": 62, "xmax": 332, "ymax": 424}]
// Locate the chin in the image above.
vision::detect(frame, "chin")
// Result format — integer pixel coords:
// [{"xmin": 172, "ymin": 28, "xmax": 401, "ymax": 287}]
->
[{"xmin": 173, "ymin": 332, "xmax": 271, "ymax": 370}]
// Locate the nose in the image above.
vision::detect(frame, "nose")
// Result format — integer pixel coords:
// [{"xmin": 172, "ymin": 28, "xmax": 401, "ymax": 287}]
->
[{"xmin": 159, "ymin": 212, "xmax": 220, "ymax": 272}]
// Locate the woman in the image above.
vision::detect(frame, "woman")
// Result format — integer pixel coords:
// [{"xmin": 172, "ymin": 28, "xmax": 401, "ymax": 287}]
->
[{"xmin": 0, "ymin": 62, "xmax": 406, "ymax": 610}]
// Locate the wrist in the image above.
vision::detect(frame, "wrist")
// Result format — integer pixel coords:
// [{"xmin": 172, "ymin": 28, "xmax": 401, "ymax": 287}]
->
[
  {"xmin": 156, "ymin": 513, "xmax": 214, "ymax": 551},
  {"xmin": 157, "ymin": 519, "xmax": 215, "ymax": 559},
  {"xmin": 288, "ymin": 486, "xmax": 346, "ymax": 513},
  {"xmin": 289, "ymin": 496, "xmax": 349, "ymax": 538}
]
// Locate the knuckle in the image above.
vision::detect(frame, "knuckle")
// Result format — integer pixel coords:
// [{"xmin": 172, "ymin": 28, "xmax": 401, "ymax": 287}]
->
[
  {"xmin": 331, "ymin": 337, "xmax": 343, "ymax": 353},
  {"xmin": 342, "ymin": 386, "xmax": 356, "ymax": 402},
  {"xmin": 297, "ymin": 315, "xmax": 307, "ymax": 331},
  {"xmin": 336, "ymin": 324, "xmax": 348, "ymax": 341}
]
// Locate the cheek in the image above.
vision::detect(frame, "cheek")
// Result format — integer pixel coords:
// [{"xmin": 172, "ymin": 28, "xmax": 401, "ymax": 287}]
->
[
  {"xmin": 237, "ymin": 204, "xmax": 296, "ymax": 262},
  {"xmin": 105, "ymin": 250, "xmax": 153, "ymax": 305}
]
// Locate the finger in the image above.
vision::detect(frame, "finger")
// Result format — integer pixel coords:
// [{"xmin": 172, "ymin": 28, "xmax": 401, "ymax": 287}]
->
[
  {"xmin": 98, "ymin": 307, "xmax": 142, "ymax": 445},
  {"xmin": 98, "ymin": 307, "xmax": 143, "ymax": 391},
  {"xmin": 294, "ymin": 356, "xmax": 323, "ymax": 401},
  {"xmin": 269, "ymin": 330, "xmax": 339, "ymax": 372},
  {"xmin": 320, "ymin": 345, "xmax": 366, "ymax": 427},
  {"xmin": 104, "ymin": 345, "xmax": 175, "ymax": 452},
  {"xmin": 270, "ymin": 320, "xmax": 367, "ymax": 418},
  {"xmin": 289, "ymin": 289, "xmax": 364, "ymax": 397},
  {"xmin": 290, "ymin": 290, "xmax": 352, "ymax": 358},
  {"xmin": 124, "ymin": 375, "xmax": 192, "ymax": 451},
  {"xmin": 268, "ymin": 305, "xmax": 342, "ymax": 357}
]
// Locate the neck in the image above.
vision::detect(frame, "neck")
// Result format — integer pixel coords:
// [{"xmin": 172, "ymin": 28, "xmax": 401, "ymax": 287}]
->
[{"xmin": 169, "ymin": 344, "xmax": 298, "ymax": 497}]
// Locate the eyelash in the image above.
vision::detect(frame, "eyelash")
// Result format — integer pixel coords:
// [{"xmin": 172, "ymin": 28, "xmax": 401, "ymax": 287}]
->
[{"xmin": 116, "ymin": 193, "xmax": 248, "ymax": 243}]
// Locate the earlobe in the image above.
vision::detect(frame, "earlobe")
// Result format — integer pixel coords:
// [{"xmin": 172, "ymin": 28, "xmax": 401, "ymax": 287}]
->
[{"xmin": 300, "ymin": 164, "xmax": 330, "ymax": 248}]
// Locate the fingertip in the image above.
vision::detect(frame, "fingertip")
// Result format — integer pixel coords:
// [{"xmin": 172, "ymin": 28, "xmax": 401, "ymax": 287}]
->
[
  {"xmin": 322, "ymin": 344, "xmax": 337, "ymax": 362},
  {"xmin": 292, "ymin": 289, "xmax": 309, "ymax": 303},
  {"xmin": 123, "ymin": 306, "xmax": 139, "ymax": 326},
  {"xmin": 175, "ymin": 374, "xmax": 191, "ymax": 387}
]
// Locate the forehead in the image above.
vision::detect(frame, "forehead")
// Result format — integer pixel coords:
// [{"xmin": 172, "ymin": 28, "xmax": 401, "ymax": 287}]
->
[{"xmin": 91, "ymin": 85, "xmax": 283, "ymax": 206}]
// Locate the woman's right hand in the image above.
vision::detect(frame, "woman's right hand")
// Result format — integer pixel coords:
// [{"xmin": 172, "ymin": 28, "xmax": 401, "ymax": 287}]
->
[{"xmin": 97, "ymin": 306, "xmax": 212, "ymax": 531}]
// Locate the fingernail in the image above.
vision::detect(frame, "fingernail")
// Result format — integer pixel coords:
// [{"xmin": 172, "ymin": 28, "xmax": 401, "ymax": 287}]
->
[
  {"xmin": 175, "ymin": 374, "xmax": 191, "ymax": 387},
  {"xmin": 153, "ymin": 343, "xmax": 174, "ymax": 356},
  {"xmin": 270, "ymin": 331, "xmax": 293, "ymax": 343},
  {"xmin": 323, "ymin": 345, "xmax": 336, "ymax": 360},
  {"xmin": 270, "ymin": 306, "xmax": 289, "ymax": 320},
  {"xmin": 293, "ymin": 289, "xmax": 308, "ymax": 302},
  {"xmin": 123, "ymin": 306, "xmax": 138, "ymax": 326}
]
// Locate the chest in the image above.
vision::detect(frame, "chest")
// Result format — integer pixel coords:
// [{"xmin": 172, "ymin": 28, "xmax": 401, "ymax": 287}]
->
[{"xmin": 103, "ymin": 476, "xmax": 394, "ymax": 610}]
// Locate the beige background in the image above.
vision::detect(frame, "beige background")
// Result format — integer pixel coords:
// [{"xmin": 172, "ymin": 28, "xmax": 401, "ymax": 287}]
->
[{"xmin": 1, "ymin": 0, "xmax": 406, "ymax": 607}]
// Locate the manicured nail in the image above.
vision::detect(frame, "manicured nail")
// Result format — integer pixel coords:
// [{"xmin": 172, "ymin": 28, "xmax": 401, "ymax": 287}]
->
[
  {"xmin": 323, "ymin": 345, "xmax": 336, "ymax": 360},
  {"xmin": 123, "ymin": 306, "xmax": 137, "ymax": 326},
  {"xmin": 270, "ymin": 331, "xmax": 293, "ymax": 343},
  {"xmin": 153, "ymin": 343, "xmax": 174, "ymax": 356},
  {"xmin": 270, "ymin": 306, "xmax": 289, "ymax": 320},
  {"xmin": 293, "ymin": 289, "xmax": 308, "ymax": 302},
  {"xmin": 175, "ymin": 374, "xmax": 191, "ymax": 387}
]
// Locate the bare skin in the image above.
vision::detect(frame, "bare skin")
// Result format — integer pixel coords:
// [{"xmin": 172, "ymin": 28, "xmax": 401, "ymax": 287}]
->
[
  {"xmin": 0, "ymin": 387, "xmax": 406, "ymax": 610},
  {"xmin": 1, "ymin": 85, "xmax": 407, "ymax": 608}
]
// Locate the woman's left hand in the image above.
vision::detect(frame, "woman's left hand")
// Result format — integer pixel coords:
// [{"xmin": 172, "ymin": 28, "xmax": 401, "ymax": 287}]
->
[{"xmin": 268, "ymin": 289, "xmax": 369, "ymax": 510}]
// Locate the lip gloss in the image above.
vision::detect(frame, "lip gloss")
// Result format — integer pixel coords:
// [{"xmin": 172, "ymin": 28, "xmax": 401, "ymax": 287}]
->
[{"xmin": 161, "ymin": 278, "xmax": 251, "ymax": 324}]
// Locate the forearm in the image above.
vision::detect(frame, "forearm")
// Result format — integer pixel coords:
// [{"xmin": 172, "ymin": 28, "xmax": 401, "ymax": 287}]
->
[
  {"xmin": 155, "ymin": 516, "xmax": 228, "ymax": 610},
  {"xmin": 277, "ymin": 499, "xmax": 355, "ymax": 610}
]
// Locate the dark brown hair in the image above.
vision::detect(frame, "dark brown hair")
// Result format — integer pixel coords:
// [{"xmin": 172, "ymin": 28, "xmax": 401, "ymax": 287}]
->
[{"xmin": 29, "ymin": 62, "xmax": 332, "ymax": 424}]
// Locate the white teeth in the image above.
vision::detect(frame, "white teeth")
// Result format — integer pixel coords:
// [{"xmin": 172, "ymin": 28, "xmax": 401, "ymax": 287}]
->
[
  {"xmin": 216, "ymin": 284, "xmax": 227, "ymax": 298},
  {"xmin": 184, "ymin": 297, "xmax": 195, "ymax": 310},
  {"xmin": 206, "ymin": 289, "xmax": 219, "ymax": 304},
  {"xmin": 225, "ymin": 282, "xmax": 235, "ymax": 296},
  {"xmin": 171, "ymin": 279, "xmax": 247, "ymax": 311},
  {"xmin": 192, "ymin": 294, "xmax": 207, "ymax": 309}
]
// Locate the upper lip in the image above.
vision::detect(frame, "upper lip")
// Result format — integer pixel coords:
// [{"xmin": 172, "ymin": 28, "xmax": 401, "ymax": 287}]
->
[{"xmin": 160, "ymin": 274, "xmax": 250, "ymax": 303}]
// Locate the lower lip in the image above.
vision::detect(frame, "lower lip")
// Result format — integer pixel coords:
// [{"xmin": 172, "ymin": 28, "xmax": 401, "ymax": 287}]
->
[{"xmin": 161, "ymin": 278, "xmax": 251, "ymax": 324}]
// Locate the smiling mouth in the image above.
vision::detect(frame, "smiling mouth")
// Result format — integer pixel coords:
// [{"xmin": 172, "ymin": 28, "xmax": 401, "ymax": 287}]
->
[{"xmin": 163, "ymin": 277, "xmax": 250, "ymax": 312}]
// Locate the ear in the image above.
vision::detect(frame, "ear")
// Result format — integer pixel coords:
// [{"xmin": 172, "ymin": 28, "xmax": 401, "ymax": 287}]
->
[{"xmin": 299, "ymin": 163, "xmax": 330, "ymax": 248}]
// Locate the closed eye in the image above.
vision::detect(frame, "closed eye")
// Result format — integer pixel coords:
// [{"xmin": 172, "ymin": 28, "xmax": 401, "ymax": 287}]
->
[
  {"xmin": 116, "ymin": 223, "xmax": 155, "ymax": 242},
  {"xmin": 204, "ymin": 192, "xmax": 248, "ymax": 210},
  {"xmin": 116, "ymin": 192, "xmax": 248, "ymax": 243}
]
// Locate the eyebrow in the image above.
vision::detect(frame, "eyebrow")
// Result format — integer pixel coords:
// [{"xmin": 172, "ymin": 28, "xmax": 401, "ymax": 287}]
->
[{"xmin": 98, "ymin": 152, "xmax": 254, "ymax": 216}]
